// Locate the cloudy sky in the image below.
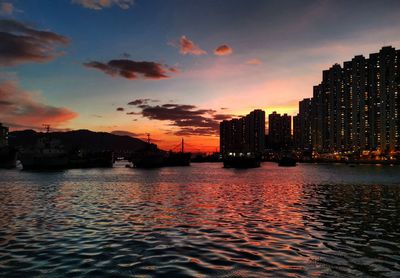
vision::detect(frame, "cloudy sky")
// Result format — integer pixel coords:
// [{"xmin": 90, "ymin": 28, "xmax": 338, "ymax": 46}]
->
[{"xmin": 1, "ymin": 0, "xmax": 400, "ymax": 151}]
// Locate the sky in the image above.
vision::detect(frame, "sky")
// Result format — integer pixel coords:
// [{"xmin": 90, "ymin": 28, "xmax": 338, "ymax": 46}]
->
[{"xmin": 1, "ymin": 0, "xmax": 400, "ymax": 152}]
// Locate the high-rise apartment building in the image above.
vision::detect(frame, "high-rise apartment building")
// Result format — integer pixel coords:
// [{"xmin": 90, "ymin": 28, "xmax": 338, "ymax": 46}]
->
[
  {"xmin": 295, "ymin": 46, "xmax": 400, "ymax": 153},
  {"xmin": 293, "ymin": 98, "xmax": 312, "ymax": 150},
  {"xmin": 268, "ymin": 111, "xmax": 291, "ymax": 149},
  {"xmin": 220, "ymin": 109, "xmax": 265, "ymax": 157}
]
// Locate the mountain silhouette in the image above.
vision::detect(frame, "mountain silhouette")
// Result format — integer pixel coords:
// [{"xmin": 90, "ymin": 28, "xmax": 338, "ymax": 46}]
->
[{"xmin": 9, "ymin": 129, "xmax": 150, "ymax": 152}]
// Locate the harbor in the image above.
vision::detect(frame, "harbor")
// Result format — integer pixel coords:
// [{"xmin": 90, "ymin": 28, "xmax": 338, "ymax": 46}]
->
[
  {"xmin": 4, "ymin": 121, "xmax": 400, "ymax": 171},
  {"xmin": 1, "ymin": 1, "xmax": 400, "ymax": 277}
]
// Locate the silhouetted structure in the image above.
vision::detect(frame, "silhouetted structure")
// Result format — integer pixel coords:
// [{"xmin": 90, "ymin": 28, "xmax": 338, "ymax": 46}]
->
[
  {"xmin": 0, "ymin": 123, "xmax": 17, "ymax": 168},
  {"xmin": 295, "ymin": 46, "xmax": 400, "ymax": 155},
  {"xmin": 10, "ymin": 129, "xmax": 148, "ymax": 156},
  {"xmin": 220, "ymin": 109, "xmax": 265, "ymax": 167},
  {"xmin": 268, "ymin": 111, "xmax": 291, "ymax": 149},
  {"xmin": 293, "ymin": 99, "xmax": 312, "ymax": 150},
  {"xmin": 0, "ymin": 123, "xmax": 8, "ymax": 147},
  {"xmin": 130, "ymin": 137, "xmax": 190, "ymax": 168}
]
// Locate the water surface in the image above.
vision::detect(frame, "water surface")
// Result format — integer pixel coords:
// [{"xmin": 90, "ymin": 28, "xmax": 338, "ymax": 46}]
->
[{"xmin": 0, "ymin": 162, "xmax": 399, "ymax": 277}]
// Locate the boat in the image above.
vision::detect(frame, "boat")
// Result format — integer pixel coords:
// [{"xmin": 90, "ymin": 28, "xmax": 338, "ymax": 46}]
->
[
  {"xmin": 130, "ymin": 134, "xmax": 164, "ymax": 168},
  {"xmin": 223, "ymin": 152, "xmax": 261, "ymax": 168},
  {"xmin": 0, "ymin": 123, "xmax": 17, "ymax": 169},
  {"xmin": 164, "ymin": 151, "xmax": 191, "ymax": 166},
  {"xmin": 68, "ymin": 150, "xmax": 114, "ymax": 168},
  {"xmin": 131, "ymin": 147, "xmax": 164, "ymax": 168},
  {"xmin": 278, "ymin": 152, "xmax": 297, "ymax": 167},
  {"xmin": 0, "ymin": 146, "xmax": 17, "ymax": 169},
  {"xmin": 19, "ymin": 125, "xmax": 69, "ymax": 170},
  {"xmin": 130, "ymin": 136, "xmax": 191, "ymax": 168},
  {"xmin": 163, "ymin": 139, "xmax": 191, "ymax": 166}
]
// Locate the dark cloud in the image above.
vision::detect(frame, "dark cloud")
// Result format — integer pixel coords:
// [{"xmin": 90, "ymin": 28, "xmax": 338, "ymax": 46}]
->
[
  {"xmin": 213, "ymin": 114, "xmax": 235, "ymax": 121},
  {"xmin": 116, "ymin": 107, "xmax": 125, "ymax": 111},
  {"xmin": 0, "ymin": 81, "xmax": 77, "ymax": 129},
  {"xmin": 72, "ymin": 0, "xmax": 134, "ymax": 10},
  {"xmin": 173, "ymin": 127, "xmax": 217, "ymax": 136},
  {"xmin": 84, "ymin": 59, "xmax": 176, "ymax": 80},
  {"xmin": 161, "ymin": 103, "xmax": 198, "ymax": 110},
  {"xmin": 0, "ymin": 100, "xmax": 13, "ymax": 105},
  {"xmin": 214, "ymin": 44, "xmax": 233, "ymax": 56},
  {"xmin": 126, "ymin": 111, "xmax": 141, "ymax": 115},
  {"xmin": 128, "ymin": 98, "xmax": 158, "ymax": 105},
  {"xmin": 0, "ymin": 19, "xmax": 69, "ymax": 66},
  {"xmin": 129, "ymin": 103, "xmax": 233, "ymax": 136}
]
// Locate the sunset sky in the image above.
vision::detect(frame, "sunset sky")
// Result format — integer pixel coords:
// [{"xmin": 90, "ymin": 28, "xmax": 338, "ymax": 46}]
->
[{"xmin": 1, "ymin": 0, "xmax": 400, "ymax": 151}]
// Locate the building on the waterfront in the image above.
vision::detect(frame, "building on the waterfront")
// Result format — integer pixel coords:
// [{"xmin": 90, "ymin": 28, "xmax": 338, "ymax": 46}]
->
[
  {"xmin": 0, "ymin": 123, "xmax": 9, "ymax": 147},
  {"xmin": 293, "ymin": 99, "xmax": 312, "ymax": 150},
  {"xmin": 268, "ymin": 111, "xmax": 291, "ymax": 149},
  {"xmin": 220, "ymin": 109, "xmax": 265, "ymax": 157},
  {"xmin": 294, "ymin": 46, "xmax": 400, "ymax": 155}
]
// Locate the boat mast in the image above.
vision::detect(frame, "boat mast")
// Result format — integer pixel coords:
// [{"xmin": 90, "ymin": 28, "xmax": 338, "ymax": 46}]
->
[
  {"xmin": 43, "ymin": 124, "xmax": 50, "ymax": 133},
  {"xmin": 146, "ymin": 133, "xmax": 151, "ymax": 144},
  {"xmin": 42, "ymin": 124, "xmax": 51, "ymax": 146}
]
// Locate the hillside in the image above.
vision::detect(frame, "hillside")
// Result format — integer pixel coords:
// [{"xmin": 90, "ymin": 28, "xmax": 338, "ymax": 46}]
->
[{"xmin": 9, "ymin": 129, "xmax": 149, "ymax": 152}]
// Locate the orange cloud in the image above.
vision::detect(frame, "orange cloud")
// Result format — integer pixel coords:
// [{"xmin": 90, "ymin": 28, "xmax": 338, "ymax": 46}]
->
[
  {"xmin": 214, "ymin": 44, "xmax": 232, "ymax": 56},
  {"xmin": 246, "ymin": 58, "xmax": 262, "ymax": 65},
  {"xmin": 0, "ymin": 81, "xmax": 77, "ymax": 129},
  {"xmin": 177, "ymin": 35, "xmax": 206, "ymax": 55}
]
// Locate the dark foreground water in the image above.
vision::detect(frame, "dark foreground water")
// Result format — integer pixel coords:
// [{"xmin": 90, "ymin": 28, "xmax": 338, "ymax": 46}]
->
[{"xmin": 0, "ymin": 162, "xmax": 400, "ymax": 277}]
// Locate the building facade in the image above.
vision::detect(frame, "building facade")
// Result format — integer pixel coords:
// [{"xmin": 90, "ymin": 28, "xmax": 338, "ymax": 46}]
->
[
  {"xmin": 268, "ymin": 111, "xmax": 291, "ymax": 149},
  {"xmin": 293, "ymin": 98, "xmax": 312, "ymax": 150},
  {"xmin": 220, "ymin": 109, "xmax": 265, "ymax": 157},
  {"xmin": 295, "ymin": 46, "xmax": 400, "ymax": 154}
]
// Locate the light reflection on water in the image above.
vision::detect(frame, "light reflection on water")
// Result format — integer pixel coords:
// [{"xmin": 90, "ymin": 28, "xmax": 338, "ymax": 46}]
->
[{"xmin": 0, "ymin": 162, "xmax": 399, "ymax": 277}]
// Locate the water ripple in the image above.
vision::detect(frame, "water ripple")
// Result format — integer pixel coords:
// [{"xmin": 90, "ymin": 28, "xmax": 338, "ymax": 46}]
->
[{"xmin": 0, "ymin": 163, "xmax": 400, "ymax": 277}]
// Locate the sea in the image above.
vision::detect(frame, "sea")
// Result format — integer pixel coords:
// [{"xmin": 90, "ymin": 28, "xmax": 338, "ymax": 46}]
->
[{"xmin": 0, "ymin": 162, "xmax": 399, "ymax": 277}]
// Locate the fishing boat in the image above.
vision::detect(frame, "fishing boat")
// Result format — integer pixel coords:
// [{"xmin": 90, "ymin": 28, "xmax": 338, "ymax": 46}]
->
[
  {"xmin": 0, "ymin": 123, "xmax": 17, "ymax": 169},
  {"xmin": 19, "ymin": 125, "xmax": 69, "ymax": 170},
  {"xmin": 0, "ymin": 146, "xmax": 17, "ymax": 169},
  {"xmin": 130, "ymin": 134, "xmax": 164, "ymax": 168},
  {"xmin": 68, "ymin": 149, "xmax": 114, "ymax": 168},
  {"xmin": 163, "ymin": 139, "xmax": 191, "ymax": 166},
  {"xmin": 223, "ymin": 152, "xmax": 261, "ymax": 168},
  {"xmin": 130, "ymin": 136, "xmax": 191, "ymax": 168},
  {"xmin": 278, "ymin": 152, "xmax": 297, "ymax": 167}
]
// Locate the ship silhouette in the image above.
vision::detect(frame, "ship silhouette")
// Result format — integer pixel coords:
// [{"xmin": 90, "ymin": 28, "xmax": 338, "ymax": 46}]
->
[{"xmin": 130, "ymin": 135, "xmax": 190, "ymax": 168}]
